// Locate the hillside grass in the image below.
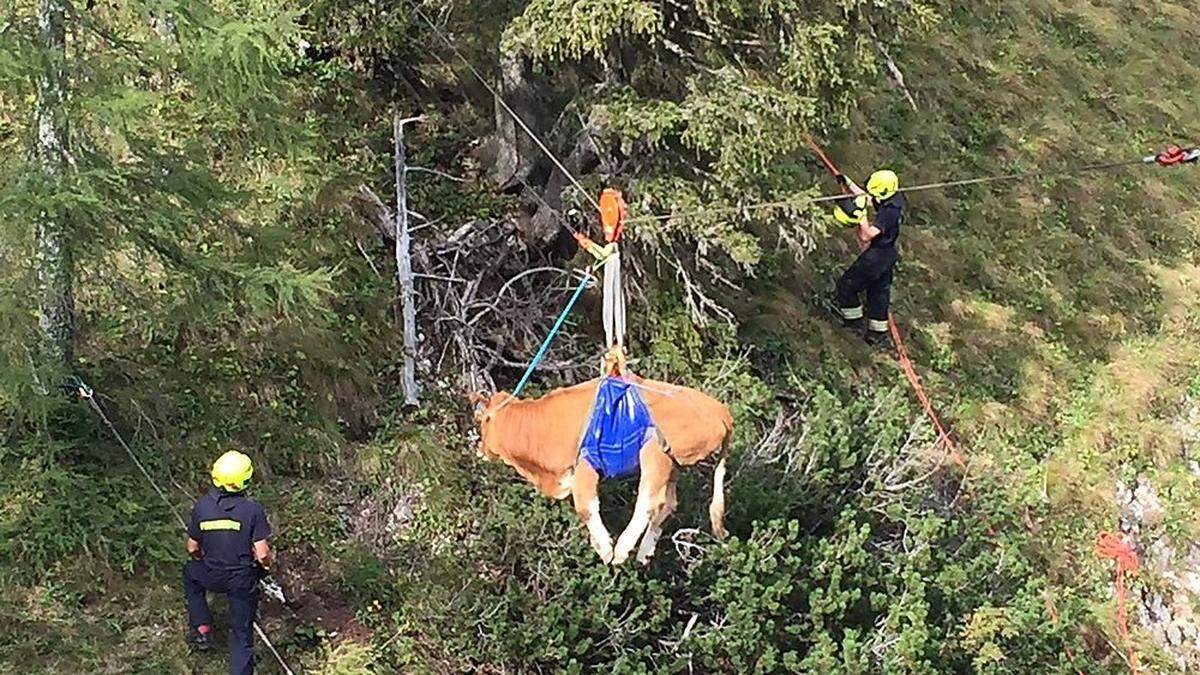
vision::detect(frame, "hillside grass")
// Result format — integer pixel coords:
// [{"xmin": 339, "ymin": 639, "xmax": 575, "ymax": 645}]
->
[
  {"xmin": 4, "ymin": 0, "xmax": 1200, "ymax": 673},
  {"xmin": 772, "ymin": 1, "xmax": 1200, "ymax": 669}
]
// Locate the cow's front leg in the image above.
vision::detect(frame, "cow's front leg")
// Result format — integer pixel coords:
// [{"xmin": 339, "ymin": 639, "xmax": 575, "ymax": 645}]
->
[{"xmin": 572, "ymin": 459, "xmax": 612, "ymax": 563}]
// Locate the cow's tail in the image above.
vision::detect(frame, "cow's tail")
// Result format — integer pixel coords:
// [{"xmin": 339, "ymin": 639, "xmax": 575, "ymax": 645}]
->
[{"xmin": 709, "ymin": 425, "xmax": 731, "ymax": 540}]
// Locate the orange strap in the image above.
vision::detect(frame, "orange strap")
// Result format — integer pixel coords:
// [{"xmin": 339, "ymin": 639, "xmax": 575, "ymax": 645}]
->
[
  {"xmin": 574, "ymin": 232, "xmax": 615, "ymax": 262},
  {"xmin": 1096, "ymin": 532, "xmax": 1140, "ymax": 673}
]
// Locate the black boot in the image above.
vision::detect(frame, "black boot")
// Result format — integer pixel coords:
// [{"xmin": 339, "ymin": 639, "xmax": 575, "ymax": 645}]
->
[
  {"xmin": 187, "ymin": 626, "xmax": 213, "ymax": 652},
  {"xmin": 864, "ymin": 329, "xmax": 892, "ymax": 349}
]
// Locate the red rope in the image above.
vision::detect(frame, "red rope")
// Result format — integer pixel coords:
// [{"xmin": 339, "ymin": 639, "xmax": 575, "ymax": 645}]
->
[
  {"xmin": 1096, "ymin": 532, "xmax": 1140, "ymax": 673},
  {"xmin": 889, "ymin": 313, "xmax": 1139, "ymax": 672},
  {"xmin": 803, "ymin": 132, "xmax": 844, "ymax": 178},
  {"xmin": 887, "ymin": 311, "xmax": 964, "ymax": 469},
  {"xmin": 888, "ymin": 312, "xmax": 995, "ymax": 542}
]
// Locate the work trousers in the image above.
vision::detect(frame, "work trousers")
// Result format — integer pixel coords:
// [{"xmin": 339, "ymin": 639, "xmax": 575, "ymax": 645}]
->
[
  {"xmin": 836, "ymin": 246, "xmax": 897, "ymax": 333},
  {"xmin": 183, "ymin": 560, "xmax": 260, "ymax": 675}
]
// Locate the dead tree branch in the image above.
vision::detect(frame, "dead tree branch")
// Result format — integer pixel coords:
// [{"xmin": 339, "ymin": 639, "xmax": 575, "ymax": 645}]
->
[
  {"xmin": 356, "ymin": 184, "xmax": 396, "ymax": 242},
  {"xmin": 868, "ymin": 23, "xmax": 919, "ymax": 112},
  {"xmin": 394, "ymin": 110, "xmax": 425, "ymax": 407}
]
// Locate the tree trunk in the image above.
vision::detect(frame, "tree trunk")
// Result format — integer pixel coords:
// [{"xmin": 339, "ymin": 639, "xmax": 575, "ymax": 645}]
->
[
  {"xmin": 393, "ymin": 110, "xmax": 421, "ymax": 407},
  {"xmin": 34, "ymin": 0, "xmax": 74, "ymax": 372},
  {"xmin": 487, "ymin": 50, "xmax": 543, "ymax": 190},
  {"xmin": 526, "ymin": 117, "xmax": 602, "ymax": 244}
]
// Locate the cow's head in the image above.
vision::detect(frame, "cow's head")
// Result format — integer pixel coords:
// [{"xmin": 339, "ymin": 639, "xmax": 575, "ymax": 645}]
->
[{"xmin": 467, "ymin": 391, "xmax": 512, "ymax": 461}]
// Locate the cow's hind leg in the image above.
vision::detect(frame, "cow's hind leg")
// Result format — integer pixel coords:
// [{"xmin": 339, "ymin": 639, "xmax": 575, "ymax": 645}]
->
[
  {"xmin": 572, "ymin": 460, "xmax": 613, "ymax": 563},
  {"xmin": 636, "ymin": 476, "xmax": 677, "ymax": 565},
  {"xmin": 709, "ymin": 455, "xmax": 728, "ymax": 540},
  {"xmin": 613, "ymin": 438, "xmax": 672, "ymax": 566}
]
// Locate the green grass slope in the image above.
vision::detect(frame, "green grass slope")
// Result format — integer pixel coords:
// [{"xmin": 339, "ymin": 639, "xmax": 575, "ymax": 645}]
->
[
  {"xmin": 4, "ymin": 1, "xmax": 1200, "ymax": 673},
  {"xmin": 365, "ymin": 2, "xmax": 1200, "ymax": 671}
]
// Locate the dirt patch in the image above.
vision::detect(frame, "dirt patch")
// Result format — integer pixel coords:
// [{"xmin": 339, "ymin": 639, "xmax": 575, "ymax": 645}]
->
[{"xmin": 260, "ymin": 545, "xmax": 371, "ymax": 645}]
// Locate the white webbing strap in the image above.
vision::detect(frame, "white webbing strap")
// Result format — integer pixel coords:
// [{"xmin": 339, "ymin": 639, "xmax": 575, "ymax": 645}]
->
[{"xmin": 602, "ymin": 250, "xmax": 625, "ymax": 349}]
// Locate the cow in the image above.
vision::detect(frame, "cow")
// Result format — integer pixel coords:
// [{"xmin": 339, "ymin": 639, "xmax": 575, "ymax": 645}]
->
[{"xmin": 471, "ymin": 376, "xmax": 733, "ymax": 565}]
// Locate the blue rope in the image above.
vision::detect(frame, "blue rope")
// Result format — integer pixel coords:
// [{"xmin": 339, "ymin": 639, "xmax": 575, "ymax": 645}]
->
[{"xmin": 511, "ymin": 271, "xmax": 594, "ymax": 398}]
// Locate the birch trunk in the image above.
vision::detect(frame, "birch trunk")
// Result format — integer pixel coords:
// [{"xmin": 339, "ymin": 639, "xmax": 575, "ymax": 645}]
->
[
  {"xmin": 34, "ymin": 0, "xmax": 74, "ymax": 371},
  {"xmin": 393, "ymin": 110, "xmax": 421, "ymax": 407}
]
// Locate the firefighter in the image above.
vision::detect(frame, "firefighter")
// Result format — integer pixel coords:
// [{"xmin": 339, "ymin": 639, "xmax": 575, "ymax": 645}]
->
[
  {"xmin": 183, "ymin": 450, "xmax": 272, "ymax": 675},
  {"xmin": 833, "ymin": 169, "xmax": 904, "ymax": 346}
]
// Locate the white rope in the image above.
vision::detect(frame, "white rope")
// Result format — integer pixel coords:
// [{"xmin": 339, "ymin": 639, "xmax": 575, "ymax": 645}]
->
[
  {"xmin": 625, "ymin": 155, "xmax": 1164, "ymax": 224},
  {"xmin": 255, "ymin": 621, "xmax": 296, "ymax": 675},
  {"xmin": 78, "ymin": 388, "xmax": 189, "ymax": 530}
]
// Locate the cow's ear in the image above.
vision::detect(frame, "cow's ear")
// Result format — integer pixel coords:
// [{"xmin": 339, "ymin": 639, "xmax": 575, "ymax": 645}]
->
[{"xmin": 470, "ymin": 391, "xmax": 494, "ymax": 417}]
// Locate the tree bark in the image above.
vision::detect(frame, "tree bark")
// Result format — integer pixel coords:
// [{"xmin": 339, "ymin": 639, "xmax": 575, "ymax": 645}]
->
[
  {"xmin": 34, "ymin": 0, "xmax": 74, "ymax": 372},
  {"xmin": 393, "ymin": 110, "xmax": 422, "ymax": 407},
  {"xmin": 526, "ymin": 118, "xmax": 602, "ymax": 244},
  {"xmin": 488, "ymin": 50, "xmax": 543, "ymax": 190}
]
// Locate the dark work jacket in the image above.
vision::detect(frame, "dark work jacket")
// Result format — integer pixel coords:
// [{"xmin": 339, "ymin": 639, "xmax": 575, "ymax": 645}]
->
[
  {"xmin": 870, "ymin": 193, "xmax": 904, "ymax": 249},
  {"xmin": 187, "ymin": 488, "xmax": 271, "ymax": 578}
]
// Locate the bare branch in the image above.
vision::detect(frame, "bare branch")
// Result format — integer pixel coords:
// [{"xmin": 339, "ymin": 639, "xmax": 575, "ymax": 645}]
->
[
  {"xmin": 354, "ymin": 238, "xmax": 382, "ymax": 278},
  {"xmin": 355, "ymin": 184, "xmax": 395, "ymax": 242},
  {"xmin": 407, "ymin": 166, "xmax": 468, "ymax": 182},
  {"xmin": 394, "ymin": 109, "xmax": 422, "ymax": 406},
  {"xmin": 466, "ymin": 266, "xmax": 579, "ymax": 326},
  {"xmin": 867, "ymin": 23, "xmax": 919, "ymax": 112},
  {"xmin": 414, "ymin": 273, "xmax": 467, "ymax": 283}
]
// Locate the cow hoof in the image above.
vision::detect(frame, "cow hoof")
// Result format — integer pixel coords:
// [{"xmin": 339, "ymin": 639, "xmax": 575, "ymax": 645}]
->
[
  {"xmin": 636, "ymin": 552, "xmax": 653, "ymax": 565},
  {"xmin": 594, "ymin": 540, "xmax": 614, "ymax": 564},
  {"xmin": 611, "ymin": 549, "xmax": 629, "ymax": 566}
]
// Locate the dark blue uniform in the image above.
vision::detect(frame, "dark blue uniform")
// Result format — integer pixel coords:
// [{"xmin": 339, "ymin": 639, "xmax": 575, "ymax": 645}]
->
[
  {"xmin": 836, "ymin": 193, "xmax": 904, "ymax": 334},
  {"xmin": 184, "ymin": 488, "xmax": 271, "ymax": 675}
]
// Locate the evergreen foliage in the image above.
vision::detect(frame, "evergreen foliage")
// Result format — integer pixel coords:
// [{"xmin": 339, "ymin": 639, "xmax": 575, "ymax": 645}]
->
[
  {"xmin": 0, "ymin": 0, "xmax": 1199, "ymax": 672},
  {"xmin": 505, "ymin": 0, "xmax": 942, "ymax": 270}
]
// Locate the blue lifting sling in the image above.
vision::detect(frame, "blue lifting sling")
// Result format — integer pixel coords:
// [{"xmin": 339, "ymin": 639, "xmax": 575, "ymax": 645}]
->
[{"xmin": 579, "ymin": 376, "xmax": 655, "ymax": 480}]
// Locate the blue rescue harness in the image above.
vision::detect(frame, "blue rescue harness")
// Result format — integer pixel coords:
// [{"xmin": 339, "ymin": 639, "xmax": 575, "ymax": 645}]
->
[{"xmin": 579, "ymin": 376, "xmax": 657, "ymax": 480}]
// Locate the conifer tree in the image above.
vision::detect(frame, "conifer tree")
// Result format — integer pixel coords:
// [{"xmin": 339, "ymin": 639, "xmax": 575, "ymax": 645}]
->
[{"xmin": 33, "ymin": 0, "xmax": 73, "ymax": 373}]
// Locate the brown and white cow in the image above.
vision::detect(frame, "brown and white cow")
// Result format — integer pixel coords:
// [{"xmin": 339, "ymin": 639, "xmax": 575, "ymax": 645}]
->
[{"xmin": 472, "ymin": 376, "xmax": 733, "ymax": 565}]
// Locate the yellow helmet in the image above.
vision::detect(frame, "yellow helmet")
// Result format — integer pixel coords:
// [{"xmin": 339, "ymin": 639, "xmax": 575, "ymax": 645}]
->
[
  {"xmin": 211, "ymin": 451, "xmax": 254, "ymax": 492},
  {"xmin": 832, "ymin": 194, "xmax": 869, "ymax": 225},
  {"xmin": 866, "ymin": 170, "xmax": 899, "ymax": 201}
]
